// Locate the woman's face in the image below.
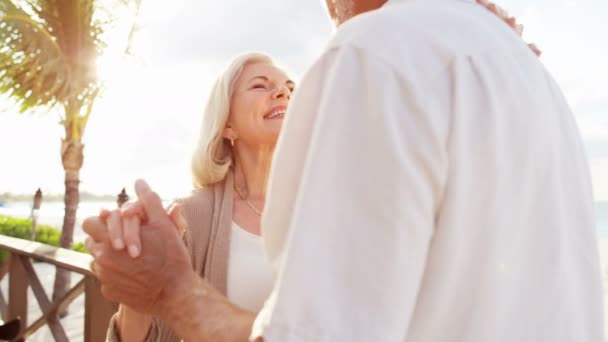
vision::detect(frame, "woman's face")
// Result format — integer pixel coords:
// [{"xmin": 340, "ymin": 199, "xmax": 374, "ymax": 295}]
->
[{"xmin": 226, "ymin": 62, "xmax": 294, "ymax": 147}]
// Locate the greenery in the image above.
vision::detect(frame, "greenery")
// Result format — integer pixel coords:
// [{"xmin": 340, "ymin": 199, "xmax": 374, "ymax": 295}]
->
[{"xmin": 0, "ymin": 215, "xmax": 88, "ymax": 264}]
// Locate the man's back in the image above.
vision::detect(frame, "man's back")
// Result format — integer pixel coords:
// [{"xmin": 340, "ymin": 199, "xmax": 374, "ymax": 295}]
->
[
  {"xmin": 367, "ymin": 1, "xmax": 603, "ymax": 341},
  {"xmin": 256, "ymin": 0, "xmax": 604, "ymax": 341}
]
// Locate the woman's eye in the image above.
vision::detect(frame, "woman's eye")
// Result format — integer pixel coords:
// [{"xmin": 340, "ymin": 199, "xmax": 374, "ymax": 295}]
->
[{"xmin": 251, "ymin": 84, "xmax": 266, "ymax": 89}]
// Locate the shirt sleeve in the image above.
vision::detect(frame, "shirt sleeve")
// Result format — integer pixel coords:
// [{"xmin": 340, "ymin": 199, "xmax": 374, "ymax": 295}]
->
[{"xmin": 252, "ymin": 44, "xmax": 449, "ymax": 341}]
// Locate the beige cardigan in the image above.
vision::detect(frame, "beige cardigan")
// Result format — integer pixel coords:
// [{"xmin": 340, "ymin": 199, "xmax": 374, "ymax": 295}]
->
[{"xmin": 107, "ymin": 173, "xmax": 234, "ymax": 342}]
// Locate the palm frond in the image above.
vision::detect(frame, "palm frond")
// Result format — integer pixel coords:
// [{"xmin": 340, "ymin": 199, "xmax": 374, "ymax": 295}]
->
[
  {"xmin": 0, "ymin": 0, "xmax": 141, "ymax": 134},
  {"xmin": 33, "ymin": 0, "xmax": 102, "ymax": 97},
  {"xmin": 0, "ymin": 0, "xmax": 70, "ymax": 112}
]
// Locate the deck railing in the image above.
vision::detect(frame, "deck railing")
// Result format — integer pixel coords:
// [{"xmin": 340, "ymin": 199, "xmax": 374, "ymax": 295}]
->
[{"xmin": 0, "ymin": 235, "xmax": 117, "ymax": 341}]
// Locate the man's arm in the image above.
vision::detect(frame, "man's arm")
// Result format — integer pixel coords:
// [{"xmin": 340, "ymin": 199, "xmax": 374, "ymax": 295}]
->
[
  {"xmin": 252, "ymin": 45, "xmax": 448, "ymax": 341},
  {"xmin": 159, "ymin": 271, "xmax": 257, "ymax": 342}
]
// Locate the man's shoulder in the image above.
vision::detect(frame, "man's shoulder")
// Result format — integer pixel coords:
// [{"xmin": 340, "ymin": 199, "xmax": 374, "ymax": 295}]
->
[
  {"xmin": 325, "ymin": 1, "xmax": 461, "ymax": 76},
  {"xmin": 326, "ymin": 0, "xmax": 519, "ymax": 70},
  {"xmin": 329, "ymin": 1, "xmax": 466, "ymax": 46}
]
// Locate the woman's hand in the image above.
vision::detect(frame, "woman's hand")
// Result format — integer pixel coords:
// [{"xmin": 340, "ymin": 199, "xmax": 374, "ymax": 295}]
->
[
  {"xmin": 84, "ymin": 200, "xmax": 186, "ymax": 341},
  {"xmin": 83, "ymin": 204, "xmax": 182, "ymax": 342},
  {"xmin": 97, "ymin": 200, "xmax": 186, "ymax": 258},
  {"xmin": 476, "ymin": 0, "xmax": 542, "ymax": 56},
  {"xmin": 82, "ymin": 181, "xmax": 192, "ymax": 340}
]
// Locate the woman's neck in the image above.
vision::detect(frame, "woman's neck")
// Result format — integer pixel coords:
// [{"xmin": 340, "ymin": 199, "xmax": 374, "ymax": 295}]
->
[{"xmin": 233, "ymin": 142, "xmax": 275, "ymax": 199}]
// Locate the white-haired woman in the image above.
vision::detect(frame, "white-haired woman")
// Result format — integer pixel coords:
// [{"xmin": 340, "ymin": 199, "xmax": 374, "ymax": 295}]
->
[{"xmin": 105, "ymin": 51, "xmax": 294, "ymax": 341}]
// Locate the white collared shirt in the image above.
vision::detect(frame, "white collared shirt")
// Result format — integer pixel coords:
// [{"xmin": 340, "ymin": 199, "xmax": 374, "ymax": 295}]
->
[{"xmin": 253, "ymin": 0, "xmax": 604, "ymax": 341}]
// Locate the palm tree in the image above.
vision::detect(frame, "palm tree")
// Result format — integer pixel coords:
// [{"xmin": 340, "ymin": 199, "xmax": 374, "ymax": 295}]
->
[{"xmin": 0, "ymin": 0, "xmax": 141, "ymax": 304}]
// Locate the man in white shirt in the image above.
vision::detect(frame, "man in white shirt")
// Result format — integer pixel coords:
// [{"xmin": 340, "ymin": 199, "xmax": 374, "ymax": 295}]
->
[{"xmin": 85, "ymin": 0, "xmax": 604, "ymax": 341}]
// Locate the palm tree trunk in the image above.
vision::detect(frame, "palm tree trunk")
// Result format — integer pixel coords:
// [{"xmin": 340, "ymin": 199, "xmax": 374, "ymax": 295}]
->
[{"xmin": 52, "ymin": 140, "xmax": 84, "ymax": 310}]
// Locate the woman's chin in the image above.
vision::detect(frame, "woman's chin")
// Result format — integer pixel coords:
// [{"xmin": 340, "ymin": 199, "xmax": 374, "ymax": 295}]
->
[
  {"xmin": 251, "ymin": 134, "xmax": 280, "ymax": 148},
  {"xmin": 262, "ymin": 118, "xmax": 286, "ymax": 129}
]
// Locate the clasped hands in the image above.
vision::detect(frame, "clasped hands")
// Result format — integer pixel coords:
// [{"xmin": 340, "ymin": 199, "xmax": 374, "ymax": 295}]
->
[
  {"xmin": 83, "ymin": 180, "xmax": 255, "ymax": 341},
  {"xmin": 83, "ymin": 180, "xmax": 199, "ymax": 318}
]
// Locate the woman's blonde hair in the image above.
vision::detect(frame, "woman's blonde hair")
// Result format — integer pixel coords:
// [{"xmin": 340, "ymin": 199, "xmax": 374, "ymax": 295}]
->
[{"xmin": 191, "ymin": 52, "xmax": 275, "ymax": 188}]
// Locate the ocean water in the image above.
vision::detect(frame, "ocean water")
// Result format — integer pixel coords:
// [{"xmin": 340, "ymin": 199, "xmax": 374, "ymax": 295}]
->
[
  {"xmin": 597, "ymin": 202, "xmax": 608, "ymax": 240},
  {"xmin": 1, "ymin": 200, "xmax": 607, "ymax": 242},
  {"xmin": 599, "ymin": 221, "xmax": 608, "ymax": 240}
]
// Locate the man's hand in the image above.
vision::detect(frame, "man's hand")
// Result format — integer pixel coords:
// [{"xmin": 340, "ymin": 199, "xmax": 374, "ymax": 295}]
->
[
  {"xmin": 84, "ymin": 179, "xmax": 194, "ymax": 317},
  {"xmin": 84, "ymin": 191, "xmax": 186, "ymax": 340}
]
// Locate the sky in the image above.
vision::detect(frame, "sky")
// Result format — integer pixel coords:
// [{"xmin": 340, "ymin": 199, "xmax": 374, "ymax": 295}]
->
[{"xmin": 0, "ymin": 0, "xmax": 606, "ymax": 201}]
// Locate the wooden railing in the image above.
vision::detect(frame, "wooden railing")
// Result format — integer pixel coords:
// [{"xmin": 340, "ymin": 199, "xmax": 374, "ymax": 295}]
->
[{"xmin": 0, "ymin": 235, "xmax": 117, "ymax": 341}]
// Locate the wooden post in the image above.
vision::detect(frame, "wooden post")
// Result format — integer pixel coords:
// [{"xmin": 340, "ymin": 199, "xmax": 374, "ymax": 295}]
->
[
  {"xmin": 8, "ymin": 254, "xmax": 28, "ymax": 337},
  {"xmin": 84, "ymin": 276, "xmax": 117, "ymax": 342},
  {"xmin": 19, "ymin": 256, "xmax": 69, "ymax": 342},
  {"xmin": 30, "ymin": 188, "xmax": 42, "ymax": 241},
  {"xmin": 117, "ymin": 188, "xmax": 129, "ymax": 208}
]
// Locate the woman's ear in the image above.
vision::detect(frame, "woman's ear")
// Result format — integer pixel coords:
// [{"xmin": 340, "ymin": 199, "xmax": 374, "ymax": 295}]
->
[
  {"xmin": 222, "ymin": 126, "xmax": 237, "ymax": 140},
  {"xmin": 222, "ymin": 126, "xmax": 238, "ymax": 147}
]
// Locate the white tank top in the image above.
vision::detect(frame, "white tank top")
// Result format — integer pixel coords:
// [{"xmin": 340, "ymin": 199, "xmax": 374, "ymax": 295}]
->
[{"xmin": 226, "ymin": 222, "xmax": 274, "ymax": 312}]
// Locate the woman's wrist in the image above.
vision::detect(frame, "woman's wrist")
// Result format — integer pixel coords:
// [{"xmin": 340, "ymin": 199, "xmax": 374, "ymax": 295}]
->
[{"xmin": 117, "ymin": 304, "xmax": 153, "ymax": 341}]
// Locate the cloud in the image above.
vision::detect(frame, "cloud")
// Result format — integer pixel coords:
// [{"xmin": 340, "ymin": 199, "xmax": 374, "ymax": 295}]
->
[{"xmin": 138, "ymin": 0, "xmax": 333, "ymax": 72}]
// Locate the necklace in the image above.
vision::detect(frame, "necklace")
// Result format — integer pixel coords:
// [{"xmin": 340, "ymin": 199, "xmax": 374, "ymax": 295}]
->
[{"xmin": 234, "ymin": 185, "xmax": 263, "ymax": 216}]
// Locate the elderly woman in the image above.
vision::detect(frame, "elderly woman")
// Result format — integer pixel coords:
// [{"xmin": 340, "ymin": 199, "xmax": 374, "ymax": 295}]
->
[{"xmin": 102, "ymin": 51, "xmax": 294, "ymax": 341}]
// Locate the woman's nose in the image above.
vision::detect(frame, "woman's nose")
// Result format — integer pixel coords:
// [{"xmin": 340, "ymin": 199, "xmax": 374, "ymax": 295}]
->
[{"xmin": 272, "ymin": 84, "xmax": 291, "ymax": 100}]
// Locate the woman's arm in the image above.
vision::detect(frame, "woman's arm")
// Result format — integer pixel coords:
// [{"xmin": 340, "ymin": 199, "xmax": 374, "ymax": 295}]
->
[
  {"xmin": 96, "ymin": 203, "xmax": 182, "ymax": 342},
  {"xmin": 114, "ymin": 305, "xmax": 153, "ymax": 342}
]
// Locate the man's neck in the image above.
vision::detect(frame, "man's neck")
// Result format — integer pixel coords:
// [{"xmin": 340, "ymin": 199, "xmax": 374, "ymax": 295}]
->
[{"xmin": 352, "ymin": 0, "xmax": 388, "ymax": 18}]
